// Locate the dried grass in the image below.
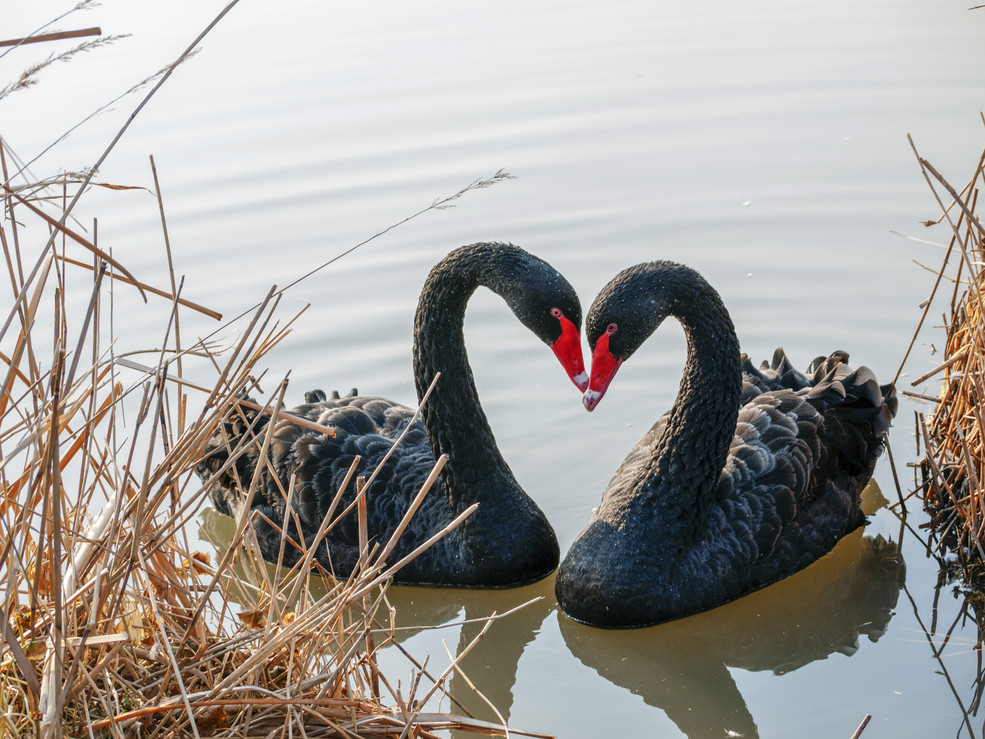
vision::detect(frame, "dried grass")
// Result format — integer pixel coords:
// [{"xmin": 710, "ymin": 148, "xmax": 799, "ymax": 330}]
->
[
  {"xmin": 903, "ymin": 117, "xmax": 985, "ymax": 575},
  {"xmin": 0, "ymin": 10, "xmax": 536, "ymax": 738}
]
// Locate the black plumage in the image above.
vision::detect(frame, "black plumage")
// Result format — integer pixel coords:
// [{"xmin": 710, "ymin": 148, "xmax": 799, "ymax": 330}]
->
[
  {"xmin": 196, "ymin": 243, "xmax": 586, "ymax": 587},
  {"xmin": 555, "ymin": 261, "xmax": 897, "ymax": 627}
]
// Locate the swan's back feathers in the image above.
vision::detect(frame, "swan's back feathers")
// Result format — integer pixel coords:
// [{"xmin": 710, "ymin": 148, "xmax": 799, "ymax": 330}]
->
[
  {"xmin": 741, "ymin": 349, "xmax": 895, "ymax": 456},
  {"xmin": 739, "ymin": 347, "xmax": 813, "ymax": 399},
  {"xmin": 275, "ymin": 393, "xmax": 437, "ymax": 536},
  {"xmin": 718, "ymin": 391, "xmax": 819, "ymax": 562},
  {"xmin": 196, "ymin": 391, "xmax": 455, "ymax": 578},
  {"xmin": 718, "ymin": 349, "xmax": 895, "ymax": 570},
  {"xmin": 195, "ymin": 397, "xmax": 270, "ymax": 518}
]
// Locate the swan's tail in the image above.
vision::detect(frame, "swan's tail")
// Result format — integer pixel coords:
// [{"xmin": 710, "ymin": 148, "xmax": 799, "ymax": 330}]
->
[{"xmin": 804, "ymin": 351, "xmax": 898, "ymax": 440}]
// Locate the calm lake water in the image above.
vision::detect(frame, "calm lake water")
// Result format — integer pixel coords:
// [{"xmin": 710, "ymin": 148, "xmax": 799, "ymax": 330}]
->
[{"xmin": 5, "ymin": 1, "xmax": 985, "ymax": 736}]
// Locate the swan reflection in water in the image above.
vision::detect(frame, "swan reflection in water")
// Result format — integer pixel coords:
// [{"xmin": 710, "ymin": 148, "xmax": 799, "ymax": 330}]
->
[
  {"xmin": 198, "ymin": 506, "xmax": 555, "ymax": 732},
  {"xmin": 199, "ymin": 481, "xmax": 903, "ymax": 739},
  {"xmin": 382, "ymin": 577, "xmax": 556, "ymax": 729},
  {"xmin": 380, "ymin": 482, "xmax": 904, "ymax": 738},
  {"xmin": 559, "ymin": 481, "xmax": 904, "ymax": 739}
]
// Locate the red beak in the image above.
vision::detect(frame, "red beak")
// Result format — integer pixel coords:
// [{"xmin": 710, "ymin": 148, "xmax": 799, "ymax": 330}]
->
[
  {"xmin": 550, "ymin": 315, "xmax": 589, "ymax": 391},
  {"xmin": 583, "ymin": 332, "xmax": 622, "ymax": 411}
]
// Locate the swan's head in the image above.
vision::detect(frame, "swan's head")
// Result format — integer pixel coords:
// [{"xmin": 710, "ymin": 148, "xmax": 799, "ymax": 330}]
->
[
  {"xmin": 493, "ymin": 246, "xmax": 587, "ymax": 392},
  {"xmin": 534, "ymin": 291, "xmax": 587, "ymax": 392},
  {"xmin": 582, "ymin": 262, "xmax": 683, "ymax": 410}
]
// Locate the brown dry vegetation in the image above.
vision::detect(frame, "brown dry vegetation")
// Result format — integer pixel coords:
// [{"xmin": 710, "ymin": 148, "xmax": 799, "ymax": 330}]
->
[
  {"xmin": 0, "ymin": 10, "xmax": 539, "ymax": 739},
  {"xmin": 901, "ymin": 121, "xmax": 985, "ymax": 578}
]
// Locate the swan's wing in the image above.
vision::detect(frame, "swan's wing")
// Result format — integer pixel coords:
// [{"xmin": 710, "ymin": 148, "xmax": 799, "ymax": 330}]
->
[
  {"xmin": 196, "ymin": 392, "xmax": 443, "ymax": 555},
  {"xmin": 716, "ymin": 390, "xmax": 822, "ymax": 560},
  {"xmin": 267, "ymin": 394, "xmax": 438, "ymax": 538},
  {"xmin": 718, "ymin": 350, "xmax": 896, "ymax": 562}
]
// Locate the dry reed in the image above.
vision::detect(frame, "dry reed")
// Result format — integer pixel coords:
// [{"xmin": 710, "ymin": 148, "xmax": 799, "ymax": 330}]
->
[
  {"xmin": 1, "ymin": 14, "xmax": 537, "ymax": 737},
  {"xmin": 904, "ymin": 118, "xmax": 985, "ymax": 577},
  {"xmin": 0, "ymin": 156, "xmax": 546, "ymax": 737}
]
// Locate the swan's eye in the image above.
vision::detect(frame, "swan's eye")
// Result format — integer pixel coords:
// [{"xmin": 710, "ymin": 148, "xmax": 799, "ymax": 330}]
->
[
  {"xmin": 551, "ymin": 307, "xmax": 563, "ymax": 319},
  {"xmin": 606, "ymin": 323, "xmax": 618, "ymax": 334}
]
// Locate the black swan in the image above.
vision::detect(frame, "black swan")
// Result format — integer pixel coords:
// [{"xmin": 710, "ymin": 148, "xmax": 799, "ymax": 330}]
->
[
  {"xmin": 555, "ymin": 261, "xmax": 897, "ymax": 627},
  {"xmin": 196, "ymin": 242, "xmax": 587, "ymax": 587}
]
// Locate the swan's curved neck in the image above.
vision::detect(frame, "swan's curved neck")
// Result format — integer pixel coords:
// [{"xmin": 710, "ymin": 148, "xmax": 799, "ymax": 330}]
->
[
  {"xmin": 412, "ymin": 245, "xmax": 517, "ymax": 507},
  {"xmin": 645, "ymin": 275, "xmax": 742, "ymax": 541}
]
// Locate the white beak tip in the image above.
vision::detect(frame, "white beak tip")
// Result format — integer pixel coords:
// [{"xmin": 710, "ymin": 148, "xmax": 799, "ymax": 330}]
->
[
  {"xmin": 583, "ymin": 389, "xmax": 602, "ymax": 411},
  {"xmin": 573, "ymin": 371, "xmax": 589, "ymax": 392}
]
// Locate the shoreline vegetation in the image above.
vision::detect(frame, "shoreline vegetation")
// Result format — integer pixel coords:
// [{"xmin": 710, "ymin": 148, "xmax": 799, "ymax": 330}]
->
[
  {"xmin": 899, "ymin": 120, "xmax": 985, "ymax": 584},
  {"xmin": 898, "ymin": 123, "xmax": 985, "ymax": 727},
  {"xmin": 0, "ymin": 9, "xmax": 538, "ymax": 738}
]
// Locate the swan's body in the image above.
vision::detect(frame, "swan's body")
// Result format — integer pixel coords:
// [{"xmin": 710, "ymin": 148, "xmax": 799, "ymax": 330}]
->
[
  {"xmin": 196, "ymin": 243, "xmax": 586, "ymax": 587},
  {"xmin": 555, "ymin": 261, "xmax": 896, "ymax": 627}
]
